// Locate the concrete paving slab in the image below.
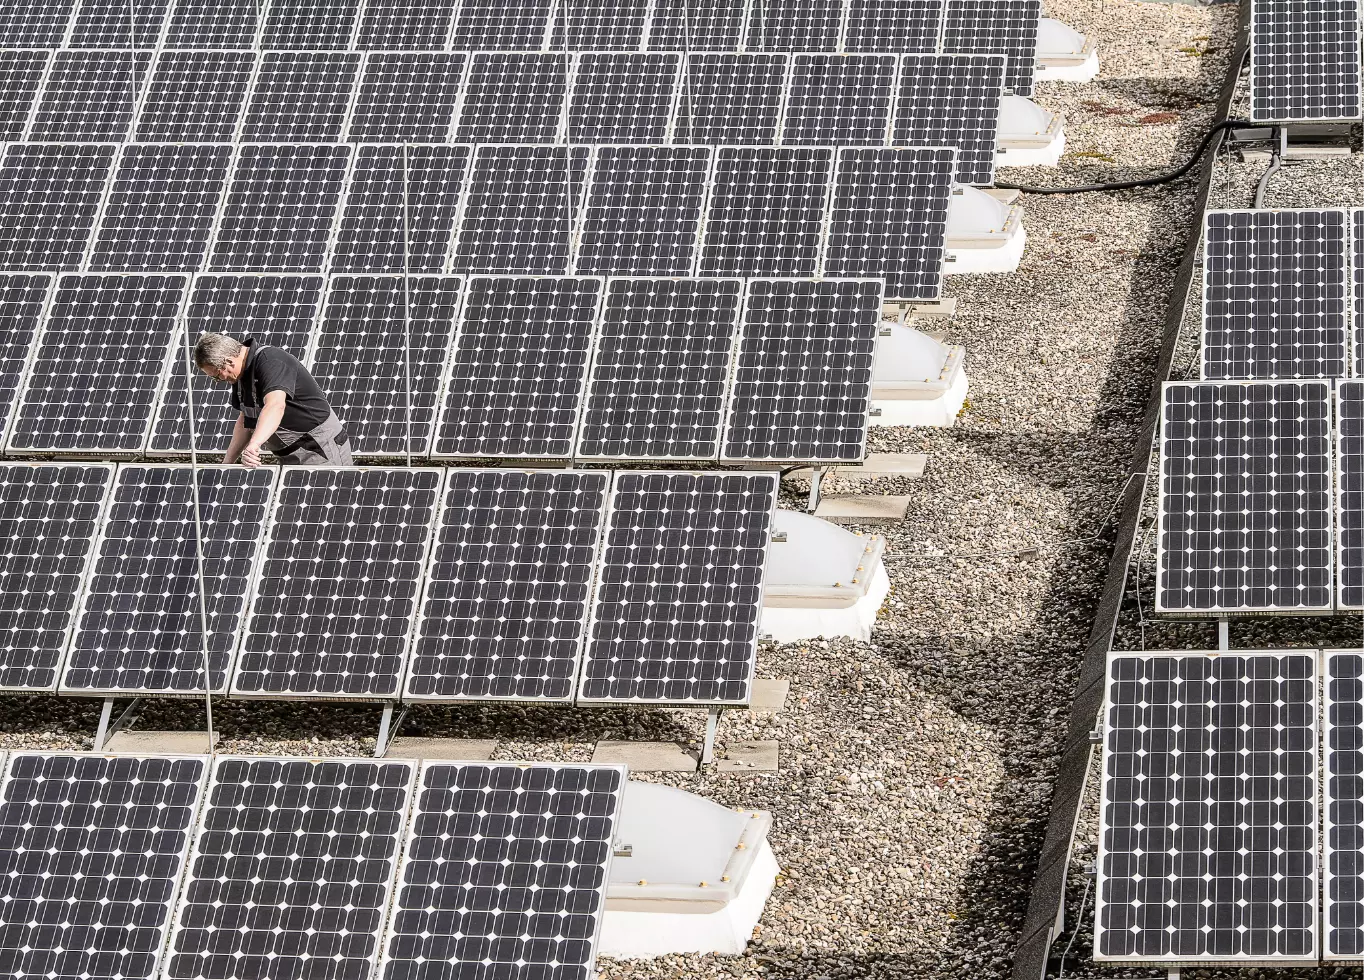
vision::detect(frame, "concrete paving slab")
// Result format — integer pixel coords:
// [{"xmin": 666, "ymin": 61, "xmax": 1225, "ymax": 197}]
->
[
  {"xmin": 718, "ymin": 740, "xmax": 780, "ymax": 773},
  {"xmin": 592, "ymin": 740, "xmax": 698, "ymax": 772},
  {"xmin": 832, "ymin": 453, "xmax": 927, "ymax": 480},
  {"xmin": 386, "ymin": 737, "xmax": 498, "ymax": 761},
  {"xmin": 103, "ymin": 730, "xmax": 218, "ymax": 755},
  {"xmin": 749, "ymin": 678, "xmax": 790, "ymax": 715},
  {"xmin": 814, "ymin": 495, "xmax": 911, "ymax": 524}
]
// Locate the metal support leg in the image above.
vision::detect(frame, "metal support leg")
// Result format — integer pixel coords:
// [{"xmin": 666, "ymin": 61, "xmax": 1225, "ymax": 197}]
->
[
  {"xmin": 1218, "ymin": 619, "xmax": 1230, "ymax": 652},
  {"xmin": 94, "ymin": 698, "xmax": 115, "ymax": 751},
  {"xmin": 701, "ymin": 707, "xmax": 721, "ymax": 765},
  {"xmin": 374, "ymin": 702, "xmax": 410, "ymax": 758},
  {"xmin": 93, "ymin": 697, "xmax": 144, "ymax": 751},
  {"xmin": 807, "ymin": 467, "xmax": 823, "ymax": 512}
]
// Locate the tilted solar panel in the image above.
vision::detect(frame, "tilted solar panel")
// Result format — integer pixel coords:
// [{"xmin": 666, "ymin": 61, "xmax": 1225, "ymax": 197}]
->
[
  {"xmin": 240, "ymin": 51, "xmax": 362, "ymax": 142},
  {"xmin": 745, "ymin": 0, "xmax": 843, "ymax": 52},
  {"xmin": 453, "ymin": 52, "xmax": 570, "ymax": 143},
  {"xmin": 1355, "ymin": 208, "xmax": 1363, "ymax": 376},
  {"xmin": 549, "ymin": 0, "xmax": 649, "ymax": 50},
  {"xmin": 568, "ymin": 52, "xmax": 681, "ymax": 143},
  {"xmin": 0, "ymin": 274, "xmax": 50, "ymax": 447},
  {"xmin": 894, "ymin": 53, "xmax": 1006, "ymax": 185},
  {"xmin": 0, "ymin": 50, "xmax": 47, "ymax": 140},
  {"xmin": 349, "ymin": 52, "xmax": 466, "ymax": 141},
  {"xmin": 941, "ymin": 0, "xmax": 1041, "ymax": 96},
  {"xmin": 672, "ymin": 53, "xmax": 786, "ymax": 145},
  {"xmin": 405, "ymin": 469, "xmax": 609, "ymax": 702},
  {"xmin": 61, "ymin": 465, "xmax": 277, "ymax": 697},
  {"xmin": 1326, "ymin": 649, "xmax": 1364, "ymax": 959},
  {"xmin": 843, "ymin": 0, "xmax": 944, "ymax": 53},
  {"xmin": 261, "ymin": 0, "xmax": 361, "ymax": 49},
  {"xmin": 67, "ymin": 0, "xmax": 169, "ymax": 47},
  {"xmin": 0, "ymin": 0, "xmax": 76, "ymax": 46},
  {"xmin": 356, "ymin": 0, "xmax": 459, "ymax": 48},
  {"xmin": 0, "ymin": 143, "xmax": 115, "ymax": 270},
  {"xmin": 136, "ymin": 50, "xmax": 256, "ymax": 143},
  {"xmin": 783, "ymin": 53, "xmax": 897, "ymax": 146},
  {"xmin": 1340, "ymin": 381, "xmax": 1364, "ymax": 610},
  {"xmin": 29, "ymin": 50, "xmax": 151, "ymax": 142},
  {"xmin": 647, "ymin": 0, "xmax": 747, "ymax": 49},
  {"xmin": 449, "ymin": 0, "xmax": 552, "ymax": 49},
  {"xmin": 1250, "ymin": 0, "xmax": 1362, "ymax": 123},
  {"xmin": 164, "ymin": 0, "xmax": 259, "ymax": 47}
]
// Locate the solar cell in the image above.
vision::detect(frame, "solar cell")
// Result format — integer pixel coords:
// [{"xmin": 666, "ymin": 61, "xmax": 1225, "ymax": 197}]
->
[
  {"xmin": 450, "ymin": 145, "xmax": 589, "ymax": 275},
  {"xmin": 231, "ymin": 467, "xmax": 442, "ymax": 700},
  {"xmin": 823, "ymin": 146, "xmax": 955, "ymax": 300},
  {"xmin": 67, "ymin": 0, "xmax": 169, "ymax": 47},
  {"xmin": 0, "ymin": 752, "xmax": 207, "ymax": 980},
  {"xmin": 349, "ymin": 52, "xmax": 466, "ymax": 142},
  {"xmin": 0, "ymin": 464, "xmax": 111, "ymax": 692},
  {"xmin": 309, "ymin": 275, "xmax": 463, "ymax": 457},
  {"xmin": 149, "ymin": 274, "xmax": 324, "ymax": 454},
  {"xmin": 356, "ymin": 0, "xmax": 458, "ymax": 48},
  {"xmin": 0, "ymin": 274, "xmax": 50, "ymax": 447},
  {"xmin": 1326, "ymin": 649, "xmax": 1364, "ymax": 958},
  {"xmin": 646, "ymin": 0, "xmax": 748, "ymax": 49},
  {"xmin": 136, "ymin": 50, "xmax": 256, "ymax": 143},
  {"xmin": 261, "ymin": 0, "xmax": 362, "ymax": 48},
  {"xmin": 29, "ymin": 50, "xmax": 151, "ymax": 142},
  {"xmin": 573, "ymin": 146, "xmax": 710, "ymax": 276},
  {"xmin": 453, "ymin": 52, "xmax": 570, "ymax": 143},
  {"xmin": 722, "ymin": 278, "xmax": 881, "ymax": 462},
  {"xmin": 672, "ymin": 53, "xmax": 786, "ymax": 145},
  {"xmin": 404, "ymin": 470, "xmax": 609, "ymax": 701},
  {"xmin": 580, "ymin": 471, "xmax": 775, "ymax": 704},
  {"xmin": 0, "ymin": 0, "xmax": 76, "ymax": 46},
  {"xmin": 567, "ymin": 52, "xmax": 681, "ymax": 143},
  {"xmin": 432, "ymin": 275, "xmax": 601, "ymax": 458},
  {"xmin": 941, "ymin": 0, "xmax": 1041, "ymax": 96},
  {"xmin": 783, "ymin": 53, "xmax": 897, "ymax": 146},
  {"xmin": 1340, "ymin": 381, "xmax": 1364, "ymax": 610},
  {"xmin": 164, "ymin": 0, "xmax": 259, "ymax": 47},
  {"xmin": 241, "ymin": 51, "xmax": 362, "ymax": 142},
  {"xmin": 88, "ymin": 143, "xmax": 234, "ymax": 273},
  {"xmin": 549, "ymin": 0, "xmax": 649, "ymax": 50},
  {"xmin": 379, "ymin": 762, "xmax": 623, "ymax": 980},
  {"xmin": 61, "ymin": 465, "xmax": 277, "ymax": 697},
  {"xmin": 745, "ymin": 0, "xmax": 843, "ymax": 52},
  {"xmin": 1251, "ymin": 0, "xmax": 1362, "ymax": 123},
  {"xmin": 1156, "ymin": 380, "xmax": 1334, "ymax": 614},
  {"xmin": 698, "ymin": 146, "xmax": 834, "ymax": 278},
  {"xmin": 332, "ymin": 144, "xmax": 470, "ymax": 273},
  {"xmin": 843, "ymin": 0, "xmax": 944, "ymax": 53},
  {"xmin": 576, "ymin": 278, "xmax": 742, "ymax": 460},
  {"xmin": 8, "ymin": 274, "xmax": 186, "ymax": 455},
  {"xmin": 165, "ymin": 756, "xmax": 415, "ymax": 980},
  {"xmin": 0, "ymin": 143, "xmax": 115, "ymax": 270},
  {"xmin": 0, "ymin": 50, "xmax": 48, "ymax": 140},
  {"xmin": 1355, "ymin": 208, "xmax": 1364, "ymax": 376},
  {"xmin": 449, "ymin": 0, "xmax": 552, "ymax": 49},
  {"xmin": 1096, "ymin": 652, "xmax": 1318, "ymax": 963},
  {"xmin": 1201, "ymin": 209, "xmax": 1351, "ymax": 380},
  {"xmin": 208, "ymin": 143, "xmax": 351, "ymax": 272},
  {"xmin": 894, "ymin": 53, "xmax": 1006, "ymax": 185}
]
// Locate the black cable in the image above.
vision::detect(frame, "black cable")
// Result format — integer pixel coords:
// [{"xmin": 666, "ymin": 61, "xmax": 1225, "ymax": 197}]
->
[{"xmin": 995, "ymin": 118, "xmax": 1251, "ymax": 195}]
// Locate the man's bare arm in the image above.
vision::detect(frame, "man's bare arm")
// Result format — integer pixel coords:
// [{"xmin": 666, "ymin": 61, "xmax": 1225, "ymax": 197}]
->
[
  {"xmin": 224, "ymin": 413, "xmax": 250, "ymax": 464},
  {"xmin": 240, "ymin": 391, "xmax": 287, "ymax": 468}
]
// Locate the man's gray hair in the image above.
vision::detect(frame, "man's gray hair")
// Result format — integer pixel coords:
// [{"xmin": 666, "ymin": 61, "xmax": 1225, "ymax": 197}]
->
[{"xmin": 194, "ymin": 333, "xmax": 243, "ymax": 371}]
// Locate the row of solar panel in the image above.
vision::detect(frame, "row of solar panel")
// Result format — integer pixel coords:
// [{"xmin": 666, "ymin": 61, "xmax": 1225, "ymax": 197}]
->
[
  {"xmin": 0, "ymin": 273, "xmax": 881, "ymax": 461},
  {"xmin": 0, "ymin": 463, "xmax": 778, "ymax": 705},
  {"xmin": 0, "ymin": 751, "xmax": 624, "ymax": 980},
  {"xmin": 0, "ymin": 48, "xmax": 1006, "ymax": 183},
  {"xmin": 1203, "ymin": 208, "xmax": 1364, "ymax": 380},
  {"xmin": 1096, "ymin": 650, "xmax": 1364, "ymax": 964},
  {"xmin": 1250, "ymin": 0, "xmax": 1363, "ymax": 123},
  {"xmin": 0, "ymin": 141, "xmax": 957, "ymax": 293}
]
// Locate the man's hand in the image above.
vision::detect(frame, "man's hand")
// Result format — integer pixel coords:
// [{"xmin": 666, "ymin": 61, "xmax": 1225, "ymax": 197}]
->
[{"xmin": 240, "ymin": 443, "xmax": 263, "ymax": 468}]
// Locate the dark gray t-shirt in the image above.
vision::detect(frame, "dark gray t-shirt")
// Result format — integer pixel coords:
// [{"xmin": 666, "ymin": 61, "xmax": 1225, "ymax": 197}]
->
[{"xmin": 229, "ymin": 339, "xmax": 332, "ymax": 432}]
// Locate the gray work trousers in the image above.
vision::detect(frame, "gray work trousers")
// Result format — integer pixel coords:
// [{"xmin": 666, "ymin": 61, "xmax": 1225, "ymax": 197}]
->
[{"xmin": 264, "ymin": 411, "xmax": 354, "ymax": 466}]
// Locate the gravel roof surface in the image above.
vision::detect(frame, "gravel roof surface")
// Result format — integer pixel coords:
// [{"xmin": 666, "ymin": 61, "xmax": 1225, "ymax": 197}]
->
[{"xmin": 0, "ymin": 2, "xmax": 1260, "ymax": 979}]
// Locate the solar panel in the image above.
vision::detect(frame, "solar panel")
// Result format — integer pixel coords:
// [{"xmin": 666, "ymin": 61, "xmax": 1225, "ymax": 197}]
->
[
  {"xmin": 61, "ymin": 465, "xmax": 276, "ymax": 697},
  {"xmin": 29, "ymin": 50, "xmax": 151, "ymax": 142},
  {"xmin": 672, "ymin": 53, "xmax": 786, "ymax": 145},
  {"xmin": 580, "ymin": 471, "xmax": 775, "ymax": 704},
  {"xmin": 309, "ymin": 275, "xmax": 463, "ymax": 457},
  {"xmin": 0, "ymin": 50, "xmax": 48, "ymax": 140},
  {"xmin": 87, "ymin": 143, "xmax": 234, "ymax": 273},
  {"xmin": 573, "ymin": 145, "xmax": 710, "ymax": 276},
  {"xmin": 1341, "ymin": 381, "xmax": 1364, "ymax": 610},
  {"xmin": 165, "ymin": 756, "xmax": 415, "ymax": 980},
  {"xmin": 1250, "ymin": 0, "xmax": 1363, "ymax": 122},
  {"xmin": 824, "ymin": 146, "xmax": 955, "ymax": 300},
  {"xmin": 568, "ymin": 52, "xmax": 681, "ymax": 143},
  {"xmin": 0, "ymin": 752, "xmax": 207, "ymax": 980},
  {"xmin": 941, "ymin": 0, "xmax": 1041, "ymax": 96},
  {"xmin": 405, "ymin": 470, "xmax": 609, "ymax": 702},
  {"xmin": 356, "ymin": 0, "xmax": 458, "ymax": 48},
  {"xmin": 135, "ymin": 51, "xmax": 256, "ymax": 143},
  {"xmin": 240, "ymin": 51, "xmax": 362, "ymax": 142},
  {"xmin": 380, "ymin": 763, "xmax": 622, "ymax": 980},
  {"xmin": 1096, "ymin": 652, "xmax": 1318, "ymax": 964},
  {"xmin": 231, "ymin": 467, "xmax": 442, "ymax": 700},
  {"xmin": 164, "ymin": 0, "xmax": 259, "ymax": 47},
  {"xmin": 646, "ymin": 0, "xmax": 748, "ymax": 49},
  {"xmin": 550, "ymin": 0, "xmax": 648, "ymax": 49},
  {"xmin": 261, "ymin": 0, "xmax": 361, "ymax": 48},
  {"xmin": 349, "ymin": 52, "xmax": 466, "ymax": 141},
  {"xmin": 843, "ymin": 0, "xmax": 944, "ymax": 53},
  {"xmin": 698, "ymin": 146, "xmax": 834, "ymax": 278},
  {"xmin": 1156, "ymin": 380, "xmax": 1334, "ymax": 614},
  {"xmin": 722, "ymin": 278, "xmax": 880, "ymax": 462},
  {"xmin": 0, "ymin": 0, "xmax": 76, "ymax": 46},
  {"xmin": 449, "ymin": 0, "xmax": 552, "ymax": 49},
  {"xmin": 8, "ymin": 274, "xmax": 186, "ymax": 455},
  {"xmin": 0, "ymin": 143, "xmax": 115, "ymax": 270},
  {"xmin": 208, "ymin": 143, "xmax": 351, "ymax": 272},
  {"xmin": 783, "ymin": 53, "xmax": 896, "ymax": 146},
  {"xmin": 1355, "ymin": 208, "xmax": 1364, "ymax": 376},
  {"xmin": 0, "ymin": 464, "xmax": 111, "ymax": 692},
  {"xmin": 1326, "ymin": 649, "xmax": 1364, "ymax": 959},
  {"xmin": 745, "ymin": 0, "xmax": 842, "ymax": 51},
  {"xmin": 149, "ymin": 274, "xmax": 324, "ymax": 454},
  {"xmin": 67, "ymin": 0, "xmax": 169, "ymax": 47},
  {"xmin": 894, "ymin": 53, "xmax": 1006, "ymax": 186},
  {"xmin": 432, "ymin": 275, "xmax": 601, "ymax": 458},
  {"xmin": 450, "ymin": 145, "xmax": 589, "ymax": 275},
  {"xmin": 1201, "ymin": 209, "xmax": 1351, "ymax": 380},
  {"xmin": 576, "ymin": 278, "xmax": 742, "ymax": 460},
  {"xmin": 332, "ymin": 144, "xmax": 470, "ymax": 273},
  {"xmin": 453, "ymin": 52, "xmax": 570, "ymax": 143},
  {"xmin": 0, "ymin": 274, "xmax": 50, "ymax": 447}
]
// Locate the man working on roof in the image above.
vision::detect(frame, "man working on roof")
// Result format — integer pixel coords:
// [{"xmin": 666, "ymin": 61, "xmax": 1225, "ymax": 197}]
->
[{"xmin": 194, "ymin": 333, "xmax": 352, "ymax": 468}]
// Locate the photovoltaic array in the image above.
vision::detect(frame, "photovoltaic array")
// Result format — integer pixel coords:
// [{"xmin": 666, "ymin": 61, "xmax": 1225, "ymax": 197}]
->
[
  {"xmin": 1327, "ymin": 650, "xmax": 1364, "ymax": 959},
  {"xmin": 1250, "ymin": 0, "xmax": 1363, "ymax": 123},
  {"xmin": 1341, "ymin": 381, "xmax": 1364, "ymax": 609}
]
